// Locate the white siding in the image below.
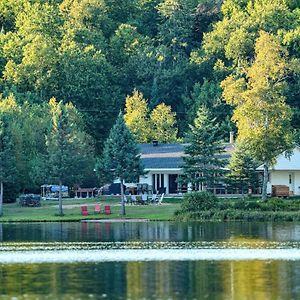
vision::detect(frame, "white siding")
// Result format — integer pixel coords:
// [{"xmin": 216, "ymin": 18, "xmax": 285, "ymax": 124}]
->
[{"xmin": 268, "ymin": 170, "xmax": 300, "ymax": 195}]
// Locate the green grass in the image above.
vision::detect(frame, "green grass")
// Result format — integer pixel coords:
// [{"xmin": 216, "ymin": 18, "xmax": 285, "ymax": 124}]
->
[
  {"xmin": 3, "ymin": 195, "xmax": 300, "ymax": 223},
  {"xmin": 0, "ymin": 196, "xmax": 181, "ymax": 222},
  {"xmin": 175, "ymin": 195, "xmax": 300, "ymax": 222}
]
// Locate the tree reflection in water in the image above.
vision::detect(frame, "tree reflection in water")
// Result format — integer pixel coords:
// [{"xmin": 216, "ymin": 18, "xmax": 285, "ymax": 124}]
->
[{"xmin": 0, "ymin": 260, "xmax": 299, "ymax": 299}]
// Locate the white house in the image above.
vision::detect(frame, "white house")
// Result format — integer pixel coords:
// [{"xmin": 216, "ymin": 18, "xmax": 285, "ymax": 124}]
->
[
  {"xmin": 138, "ymin": 143, "xmax": 185, "ymax": 194},
  {"xmin": 136, "ymin": 142, "xmax": 234, "ymax": 195},
  {"xmin": 257, "ymin": 147, "xmax": 300, "ymax": 196}
]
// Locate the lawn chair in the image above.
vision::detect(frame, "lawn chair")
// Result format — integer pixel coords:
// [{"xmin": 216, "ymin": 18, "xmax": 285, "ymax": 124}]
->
[
  {"xmin": 104, "ymin": 205, "xmax": 111, "ymax": 215},
  {"xmin": 130, "ymin": 195, "xmax": 137, "ymax": 205},
  {"xmin": 81, "ymin": 205, "xmax": 88, "ymax": 216},
  {"xmin": 141, "ymin": 194, "xmax": 148, "ymax": 205},
  {"xmin": 151, "ymin": 193, "xmax": 158, "ymax": 204},
  {"xmin": 157, "ymin": 193, "xmax": 165, "ymax": 205},
  {"xmin": 94, "ymin": 203, "xmax": 101, "ymax": 214}
]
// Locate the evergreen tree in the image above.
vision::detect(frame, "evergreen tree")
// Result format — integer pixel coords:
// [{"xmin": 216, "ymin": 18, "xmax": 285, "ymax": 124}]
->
[
  {"xmin": 47, "ymin": 98, "xmax": 94, "ymax": 216},
  {"xmin": 0, "ymin": 114, "xmax": 17, "ymax": 216},
  {"xmin": 96, "ymin": 113, "xmax": 144, "ymax": 216},
  {"xmin": 181, "ymin": 106, "xmax": 225, "ymax": 192},
  {"xmin": 228, "ymin": 142, "xmax": 259, "ymax": 196}
]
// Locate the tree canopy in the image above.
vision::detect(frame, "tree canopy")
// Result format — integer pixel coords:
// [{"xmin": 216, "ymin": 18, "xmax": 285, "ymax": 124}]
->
[{"xmin": 0, "ymin": 0, "xmax": 299, "ymax": 199}]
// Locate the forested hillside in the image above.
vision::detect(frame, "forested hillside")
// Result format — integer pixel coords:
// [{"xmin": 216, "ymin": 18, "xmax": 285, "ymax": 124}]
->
[{"xmin": 0, "ymin": 0, "xmax": 299, "ymax": 197}]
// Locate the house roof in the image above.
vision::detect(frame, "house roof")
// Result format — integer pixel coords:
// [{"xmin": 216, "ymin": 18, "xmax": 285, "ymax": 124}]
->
[
  {"xmin": 139, "ymin": 143, "xmax": 185, "ymax": 169},
  {"xmin": 138, "ymin": 143, "xmax": 234, "ymax": 170},
  {"xmin": 257, "ymin": 146, "xmax": 300, "ymax": 171}
]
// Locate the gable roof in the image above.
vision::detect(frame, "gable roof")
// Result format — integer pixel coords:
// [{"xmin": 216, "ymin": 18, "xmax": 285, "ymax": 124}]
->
[
  {"xmin": 257, "ymin": 146, "xmax": 300, "ymax": 171},
  {"xmin": 138, "ymin": 143, "xmax": 234, "ymax": 170},
  {"xmin": 139, "ymin": 144, "xmax": 185, "ymax": 169}
]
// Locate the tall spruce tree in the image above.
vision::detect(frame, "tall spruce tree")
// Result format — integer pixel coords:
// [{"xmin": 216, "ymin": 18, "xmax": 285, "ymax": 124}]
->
[
  {"xmin": 0, "ymin": 114, "xmax": 17, "ymax": 216},
  {"xmin": 96, "ymin": 113, "xmax": 144, "ymax": 216},
  {"xmin": 47, "ymin": 98, "xmax": 94, "ymax": 216},
  {"xmin": 181, "ymin": 106, "xmax": 225, "ymax": 192},
  {"xmin": 228, "ymin": 142, "xmax": 259, "ymax": 196}
]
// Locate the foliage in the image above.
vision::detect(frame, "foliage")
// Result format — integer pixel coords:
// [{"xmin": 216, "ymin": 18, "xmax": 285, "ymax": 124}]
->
[
  {"xmin": 180, "ymin": 191, "xmax": 219, "ymax": 212},
  {"xmin": 228, "ymin": 142, "xmax": 259, "ymax": 194},
  {"xmin": 124, "ymin": 89, "xmax": 151, "ymax": 143},
  {"xmin": 150, "ymin": 102, "xmax": 178, "ymax": 142},
  {"xmin": 0, "ymin": 113, "xmax": 17, "ymax": 215},
  {"xmin": 95, "ymin": 113, "xmax": 145, "ymax": 215},
  {"xmin": 124, "ymin": 89, "xmax": 178, "ymax": 143},
  {"xmin": 181, "ymin": 106, "xmax": 226, "ymax": 190},
  {"xmin": 46, "ymin": 98, "xmax": 95, "ymax": 215},
  {"xmin": 175, "ymin": 196, "xmax": 300, "ymax": 221},
  {"xmin": 222, "ymin": 31, "xmax": 294, "ymax": 199},
  {"xmin": 0, "ymin": 0, "xmax": 299, "ymax": 198}
]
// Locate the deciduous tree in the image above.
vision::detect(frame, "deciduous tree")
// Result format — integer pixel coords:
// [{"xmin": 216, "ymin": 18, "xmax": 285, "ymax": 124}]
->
[
  {"xmin": 222, "ymin": 31, "xmax": 293, "ymax": 200},
  {"xmin": 124, "ymin": 89, "xmax": 151, "ymax": 143},
  {"xmin": 0, "ymin": 113, "xmax": 17, "ymax": 216}
]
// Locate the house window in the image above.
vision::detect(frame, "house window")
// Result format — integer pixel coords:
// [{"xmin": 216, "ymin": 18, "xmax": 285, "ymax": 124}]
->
[
  {"xmin": 161, "ymin": 174, "xmax": 164, "ymax": 188},
  {"xmin": 152, "ymin": 174, "xmax": 155, "ymax": 190},
  {"xmin": 289, "ymin": 174, "xmax": 292, "ymax": 184}
]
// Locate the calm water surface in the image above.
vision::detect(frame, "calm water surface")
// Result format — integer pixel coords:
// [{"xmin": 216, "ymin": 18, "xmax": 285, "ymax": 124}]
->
[{"xmin": 0, "ymin": 221, "xmax": 300, "ymax": 300}]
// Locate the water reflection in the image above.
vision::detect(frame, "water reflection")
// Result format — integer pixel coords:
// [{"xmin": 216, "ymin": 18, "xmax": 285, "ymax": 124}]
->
[
  {"xmin": 0, "ymin": 222, "xmax": 300, "ymax": 299},
  {"xmin": 0, "ymin": 260, "xmax": 299, "ymax": 299},
  {"xmin": 2, "ymin": 222, "xmax": 300, "ymax": 242}
]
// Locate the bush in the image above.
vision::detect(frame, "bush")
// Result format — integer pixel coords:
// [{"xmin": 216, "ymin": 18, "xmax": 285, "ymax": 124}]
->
[
  {"xmin": 232, "ymin": 198, "xmax": 261, "ymax": 210},
  {"xmin": 180, "ymin": 191, "xmax": 219, "ymax": 212}
]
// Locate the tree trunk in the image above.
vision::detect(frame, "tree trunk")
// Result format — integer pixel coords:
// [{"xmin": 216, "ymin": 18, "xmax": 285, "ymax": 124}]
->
[
  {"xmin": 262, "ymin": 163, "xmax": 268, "ymax": 201},
  {"xmin": 58, "ymin": 180, "xmax": 64, "ymax": 216},
  {"xmin": 120, "ymin": 179, "xmax": 126, "ymax": 216},
  {"xmin": 0, "ymin": 181, "xmax": 3, "ymax": 217},
  {"xmin": 0, "ymin": 223, "xmax": 2, "ymax": 241}
]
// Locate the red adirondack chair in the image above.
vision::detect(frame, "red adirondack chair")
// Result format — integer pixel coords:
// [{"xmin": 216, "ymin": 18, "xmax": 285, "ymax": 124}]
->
[
  {"xmin": 104, "ymin": 205, "xmax": 111, "ymax": 215},
  {"xmin": 94, "ymin": 203, "xmax": 101, "ymax": 214},
  {"xmin": 81, "ymin": 205, "xmax": 88, "ymax": 216}
]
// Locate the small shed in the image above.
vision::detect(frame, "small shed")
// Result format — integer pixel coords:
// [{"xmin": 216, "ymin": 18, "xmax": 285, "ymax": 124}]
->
[{"xmin": 75, "ymin": 188, "xmax": 96, "ymax": 198}]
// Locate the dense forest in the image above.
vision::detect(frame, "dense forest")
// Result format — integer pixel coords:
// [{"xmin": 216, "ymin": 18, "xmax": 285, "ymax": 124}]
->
[{"xmin": 0, "ymin": 0, "xmax": 299, "ymax": 199}]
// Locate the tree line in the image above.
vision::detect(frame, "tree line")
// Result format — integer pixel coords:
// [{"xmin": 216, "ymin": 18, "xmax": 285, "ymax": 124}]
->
[{"xmin": 0, "ymin": 0, "xmax": 299, "ymax": 207}]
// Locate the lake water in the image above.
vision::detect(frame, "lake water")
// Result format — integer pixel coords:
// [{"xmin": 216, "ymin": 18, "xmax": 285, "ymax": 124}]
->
[{"xmin": 0, "ymin": 221, "xmax": 300, "ymax": 299}]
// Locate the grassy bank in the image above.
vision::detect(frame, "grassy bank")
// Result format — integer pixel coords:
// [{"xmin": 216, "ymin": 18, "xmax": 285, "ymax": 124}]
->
[
  {"xmin": 0, "ymin": 196, "xmax": 181, "ymax": 222},
  {"xmin": 175, "ymin": 194, "xmax": 300, "ymax": 222},
  {"xmin": 2, "ymin": 195, "xmax": 300, "ymax": 223}
]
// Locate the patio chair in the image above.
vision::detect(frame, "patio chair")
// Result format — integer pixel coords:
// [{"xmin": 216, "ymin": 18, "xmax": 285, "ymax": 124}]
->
[
  {"xmin": 151, "ymin": 193, "xmax": 158, "ymax": 204},
  {"xmin": 94, "ymin": 203, "xmax": 101, "ymax": 214},
  {"xmin": 141, "ymin": 194, "xmax": 148, "ymax": 205},
  {"xmin": 157, "ymin": 193, "xmax": 165, "ymax": 205},
  {"xmin": 130, "ymin": 195, "xmax": 137, "ymax": 205},
  {"xmin": 104, "ymin": 205, "xmax": 111, "ymax": 215},
  {"xmin": 81, "ymin": 205, "xmax": 88, "ymax": 216}
]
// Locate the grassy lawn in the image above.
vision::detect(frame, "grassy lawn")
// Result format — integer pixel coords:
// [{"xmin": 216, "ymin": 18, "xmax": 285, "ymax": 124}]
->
[{"xmin": 0, "ymin": 196, "xmax": 182, "ymax": 222}]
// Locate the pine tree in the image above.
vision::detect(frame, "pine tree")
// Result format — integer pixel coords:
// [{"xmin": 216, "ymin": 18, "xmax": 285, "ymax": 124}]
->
[
  {"xmin": 228, "ymin": 142, "xmax": 259, "ymax": 196},
  {"xmin": 181, "ymin": 106, "xmax": 225, "ymax": 192},
  {"xmin": 96, "ymin": 113, "xmax": 144, "ymax": 216},
  {"xmin": 47, "ymin": 98, "xmax": 94, "ymax": 216},
  {"xmin": 0, "ymin": 114, "xmax": 17, "ymax": 216}
]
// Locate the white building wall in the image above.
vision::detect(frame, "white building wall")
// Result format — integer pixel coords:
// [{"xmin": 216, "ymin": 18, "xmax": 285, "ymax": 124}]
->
[
  {"xmin": 139, "ymin": 169, "xmax": 183, "ymax": 194},
  {"xmin": 268, "ymin": 170, "xmax": 300, "ymax": 196}
]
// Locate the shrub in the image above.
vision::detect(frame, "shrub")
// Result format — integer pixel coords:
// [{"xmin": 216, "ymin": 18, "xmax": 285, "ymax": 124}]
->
[{"xmin": 180, "ymin": 191, "xmax": 219, "ymax": 212}]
